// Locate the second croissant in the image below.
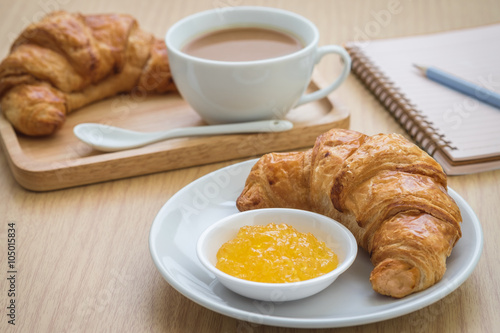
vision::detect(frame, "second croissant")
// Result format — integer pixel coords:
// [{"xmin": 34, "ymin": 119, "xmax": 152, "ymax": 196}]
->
[{"xmin": 0, "ymin": 11, "xmax": 177, "ymax": 136}]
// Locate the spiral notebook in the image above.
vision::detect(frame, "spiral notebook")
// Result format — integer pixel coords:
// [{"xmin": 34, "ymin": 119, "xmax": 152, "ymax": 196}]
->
[{"xmin": 345, "ymin": 24, "xmax": 500, "ymax": 175}]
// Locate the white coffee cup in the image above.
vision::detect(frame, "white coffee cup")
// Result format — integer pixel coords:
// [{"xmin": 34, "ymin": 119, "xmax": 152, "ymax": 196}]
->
[{"xmin": 165, "ymin": 6, "xmax": 351, "ymax": 124}]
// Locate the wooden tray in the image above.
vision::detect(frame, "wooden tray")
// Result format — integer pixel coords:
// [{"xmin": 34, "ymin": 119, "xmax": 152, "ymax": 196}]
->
[{"xmin": 0, "ymin": 76, "xmax": 349, "ymax": 191}]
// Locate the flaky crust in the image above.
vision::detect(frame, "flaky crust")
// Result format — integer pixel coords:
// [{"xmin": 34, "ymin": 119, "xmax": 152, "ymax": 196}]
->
[
  {"xmin": 236, "ymin": 128, "xmax": 462, "ymax": 298},
  {"xmin": 0, "ymin": 11, "xmax": 176, "ymax": 136}
]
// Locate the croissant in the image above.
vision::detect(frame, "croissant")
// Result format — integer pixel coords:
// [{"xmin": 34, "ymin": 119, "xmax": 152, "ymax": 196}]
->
[
  {"xmin": 236, "ymin": 128, "xmax": 462, "ymax": 298},
  {"xmin": 0, "ymin": 11, "xmax": 176, "ymax": 136}
]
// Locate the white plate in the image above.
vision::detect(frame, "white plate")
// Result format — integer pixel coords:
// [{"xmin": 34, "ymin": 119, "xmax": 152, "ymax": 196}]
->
[{"xmin": 149, "ymin": 159, "xmax": 483, "ymax": 328}]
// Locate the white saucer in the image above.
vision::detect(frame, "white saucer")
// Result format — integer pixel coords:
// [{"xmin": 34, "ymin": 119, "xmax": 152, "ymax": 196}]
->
[{"xmin": 149, "ymin": 159, "xmax": 483, "ymax": 328}]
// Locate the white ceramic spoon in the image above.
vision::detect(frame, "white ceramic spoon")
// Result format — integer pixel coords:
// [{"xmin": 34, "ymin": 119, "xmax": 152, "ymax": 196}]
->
[{"xmin": 73, "ymin": 119, "xmax": 293, "ymax": 152}]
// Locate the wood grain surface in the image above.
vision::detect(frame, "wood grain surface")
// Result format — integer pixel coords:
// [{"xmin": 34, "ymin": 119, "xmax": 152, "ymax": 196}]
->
[{"xmin": 0, "ymin": 0, "xmax": 499, "ymax": 332}]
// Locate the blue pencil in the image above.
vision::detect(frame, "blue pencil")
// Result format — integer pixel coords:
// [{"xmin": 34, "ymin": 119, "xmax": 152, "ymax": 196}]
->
[{"xmin": 414, "ymin": 64, "xmax": 500, "ymax": 109}]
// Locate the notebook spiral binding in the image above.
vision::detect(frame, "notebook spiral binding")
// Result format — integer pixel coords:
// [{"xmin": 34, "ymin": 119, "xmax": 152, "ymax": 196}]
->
[{"xmin": 345, "ymin": 45, "xmax": 457, "ymax": 156}]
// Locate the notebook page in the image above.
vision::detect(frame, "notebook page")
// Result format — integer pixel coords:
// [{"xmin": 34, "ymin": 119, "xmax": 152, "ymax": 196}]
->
[{"xmin": 356, "ymin": 24, "xmax": 500, "ymax": 162}]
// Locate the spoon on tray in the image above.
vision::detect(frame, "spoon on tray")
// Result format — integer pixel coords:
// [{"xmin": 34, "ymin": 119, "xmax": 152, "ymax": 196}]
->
[{"xmin": 74, "ymin": 119, "xmax": 294, "ymax": 152}]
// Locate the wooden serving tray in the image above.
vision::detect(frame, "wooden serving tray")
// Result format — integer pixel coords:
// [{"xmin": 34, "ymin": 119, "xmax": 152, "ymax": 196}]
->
[{"xmin": 0, "ymin": 76, "xmax": 349, "ymax": 191}]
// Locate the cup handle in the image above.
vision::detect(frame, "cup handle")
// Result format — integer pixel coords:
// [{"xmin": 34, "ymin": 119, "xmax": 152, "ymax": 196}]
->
[{"xmin": 295, "ymin": 45, "xmax": 352, "ymax": 107}]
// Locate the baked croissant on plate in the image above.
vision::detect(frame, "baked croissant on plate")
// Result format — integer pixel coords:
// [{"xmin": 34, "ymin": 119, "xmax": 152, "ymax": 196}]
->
[
  {"xmin": 0, "ymin": 11, "xmax": 176, "ymax": 136},
  {"xmin": 236, "ymin": 128, "xmax": 462, "ymax": 298}
]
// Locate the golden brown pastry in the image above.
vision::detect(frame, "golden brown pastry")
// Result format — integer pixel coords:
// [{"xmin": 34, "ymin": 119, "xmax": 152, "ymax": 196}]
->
[
  {"xmin": 236, "ymin": 128, "xmax": 462, "ymax": 298},
  {"xmin": 0, "ymin": 11, "xmax": 176, "ymax": 136}
]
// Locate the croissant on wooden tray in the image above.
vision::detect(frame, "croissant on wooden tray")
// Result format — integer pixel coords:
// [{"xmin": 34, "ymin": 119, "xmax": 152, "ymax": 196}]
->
[
  {"xmin": 236, "ymin": 128, "xmax": 462, "ymax": 298},
  {"xmin": 0, "ymin": 11, "xmax": 176, "ymax": 136}
]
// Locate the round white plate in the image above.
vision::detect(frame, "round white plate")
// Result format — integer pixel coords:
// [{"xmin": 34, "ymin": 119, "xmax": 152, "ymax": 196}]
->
[{"xmin": 149, "ymin": 159, "xmax": 483, "ymax": 328}]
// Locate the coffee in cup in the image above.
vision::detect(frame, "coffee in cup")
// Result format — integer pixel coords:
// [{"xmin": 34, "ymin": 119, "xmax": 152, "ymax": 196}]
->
[
  {"xmin": 165, "ymin": 6, "xmax": 351, "ymax": 124},
  {"xmin": 181, "ymin": 26, "xmax": 304, "ymax": 62}
]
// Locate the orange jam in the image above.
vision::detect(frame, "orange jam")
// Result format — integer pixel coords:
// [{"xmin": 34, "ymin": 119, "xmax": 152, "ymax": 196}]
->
[{"xmin": 216, "ymin": 223, "xmax": 338, "ymax": 283}]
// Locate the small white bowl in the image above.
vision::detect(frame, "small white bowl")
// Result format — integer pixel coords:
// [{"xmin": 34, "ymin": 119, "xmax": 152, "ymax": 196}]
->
[{"xmin": 196, "ymin": 208, "xmax": 358, "ymax": 302}]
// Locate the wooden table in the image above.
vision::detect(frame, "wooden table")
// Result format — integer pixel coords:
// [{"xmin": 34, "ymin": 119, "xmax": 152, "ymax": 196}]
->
[{"xmin": 1, "ymin": 0, "xmax": 499, "ymax": 332}]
